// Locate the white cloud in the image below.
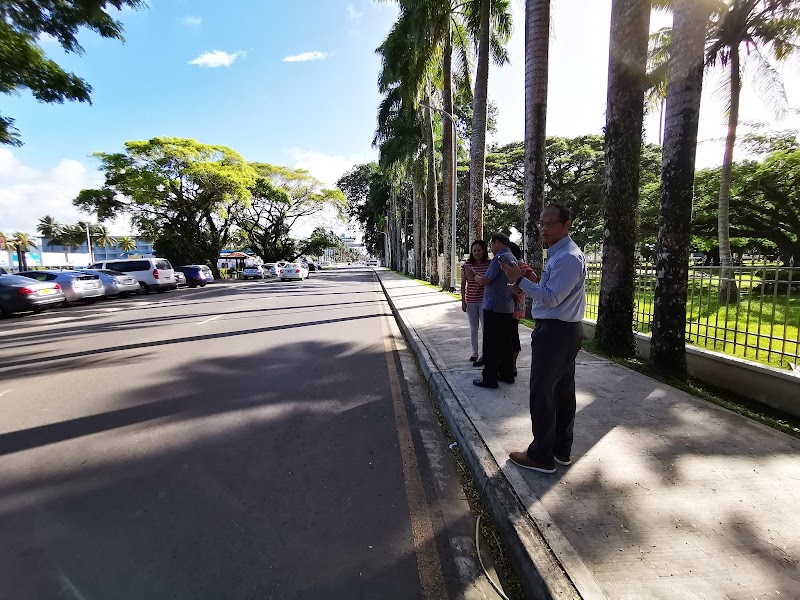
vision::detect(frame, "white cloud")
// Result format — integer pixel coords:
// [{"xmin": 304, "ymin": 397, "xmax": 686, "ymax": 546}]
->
[
  {"xmin": 188, "ymin": 50, "xmax": 246, "ymax": 68},
  {"xmin": 0, "ymin": 150, "xmax": 130, "ymax": 236},
  {"xmin": 283, "ymin": 51, "xmax": 327, "ymax": 63},
  {"xmin": 180, "ymin": 15, "xmax": 202, "ymax": 27},
  {"xmin": 347, "ymin": 4, "xmax": 364, "ymax": 23}
]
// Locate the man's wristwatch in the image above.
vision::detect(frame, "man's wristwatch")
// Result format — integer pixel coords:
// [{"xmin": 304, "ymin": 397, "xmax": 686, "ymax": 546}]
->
[{"xmin": 513, "ymin": 276, "xmax": 524, "ymax": 286}]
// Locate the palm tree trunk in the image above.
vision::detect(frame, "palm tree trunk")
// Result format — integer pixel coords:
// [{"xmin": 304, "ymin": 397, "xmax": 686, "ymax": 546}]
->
[
  {"xmin": 596, "ymin": 0, "xmax": 651, "ymax": 358},
  {"xmin": 424, "ymin": 94, "xmax": 440, "ymax": 285},
  {"xmin": 717, "ymin": 46, "xmax": 740, "ymax": 305},
  {"xmin": 469, "ymin": 0, "xmax": 491, "ymax": 244},
  {"xmin": 442, "ymin": 29, "xmax": 454, "ymax": 288},
  {"xmin": 413, "ymin": 178, "xmax": 421, "ymax": 277},
  {"xmin": 402, "ymin": 187, "xmax": 409, "ymax": 274},
  {"xmin": 395, "ymin": 187, "xmax": 403, "ymax": 271},
  {"xmin": 414, "ymin": 156, "xmax": 425, "ymax": 279},
  {"xmin": 523, "ymin": 0, "xmax": 550, "ymax": 277},
  {"xmin": 389, "ymin": 188, "xmax": 397, "ymax": 270},
  {"xmin": 650, "ymin": 0, "xmax": 711, "ymax": 378}
]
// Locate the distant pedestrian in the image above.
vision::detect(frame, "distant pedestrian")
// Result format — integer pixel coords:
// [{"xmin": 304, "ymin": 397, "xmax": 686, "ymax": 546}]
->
[
  {"xmin": 507, "ymin": 242, "xmax": 535, "ymax": 375},
  {"xmin": 471, "ymin": 233, "xmax": 518, "ymax": 389},
  {"xmin": 501, "ymin": 205, "xmax": 587, "ymax": 473},
  {"xmin": 461, "ymin": 240, "xmax": 491, "ymax": 364}
]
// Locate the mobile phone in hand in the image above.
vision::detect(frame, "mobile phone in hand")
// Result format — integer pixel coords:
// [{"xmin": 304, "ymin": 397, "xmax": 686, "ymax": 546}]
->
[{"xmin": 498, "ymin": 254, "xmax": 518, "ymax": 268}]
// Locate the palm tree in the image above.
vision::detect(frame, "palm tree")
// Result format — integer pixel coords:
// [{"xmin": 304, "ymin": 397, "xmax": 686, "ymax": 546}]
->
[
  {"xmin": 650, "ymin": 0, "xmax": 716, "ymax": 378},
  {"xmin": 0, "ymin": 231, "xmax": 11, "ymax": 270},
  {"xmin": 93, "ymin": 224, "xmax": 116, "ymax": 261},
  {"xmin": 36, "ymin": 215, "xmax": 64, "ymax": 251},
  {"xmin": 595, "ymin": 0, "xmax": 652, "ymax": 358},
  {"xmin": 60, "ymin": 224, "xmax": 87, "ymax": 265},
  {"xmin": 523, "ymin": 0, "xmax": 551, "ymax": 275},
  {"xmin": 468, "ymin": 0, "xmax": 511, "ymax": 243},
  {"xmin": 117, "ymin": 236, "xmax": 137, "ymax": 253},
  {"xmin": 10, "ymin": 232, "xmax": 36, "ymax": 271},
  {"xmin": 706, "ymin": 0, "xmax": 800, "ymax": 304}
]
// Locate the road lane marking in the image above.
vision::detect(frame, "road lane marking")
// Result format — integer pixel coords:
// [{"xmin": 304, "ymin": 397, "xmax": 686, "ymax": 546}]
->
[
  {"xmin": 197, "ymin": 315, "xmax": 223, "ymax": 325},
  {"xmin": 381, "ymin": 312, "xmax": 448, "ymax": 599}
]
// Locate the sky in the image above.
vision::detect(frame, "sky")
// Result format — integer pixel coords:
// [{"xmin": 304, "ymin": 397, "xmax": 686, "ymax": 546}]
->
[{"xmin": 2, "ymin": 0, "xmax": 799, "ymax": 237}]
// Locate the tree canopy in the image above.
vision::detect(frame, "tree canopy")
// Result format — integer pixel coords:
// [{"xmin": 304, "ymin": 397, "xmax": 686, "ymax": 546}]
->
[{"xmin": 0, "ymin": 0, "xmax": 144, "ymax": 145}]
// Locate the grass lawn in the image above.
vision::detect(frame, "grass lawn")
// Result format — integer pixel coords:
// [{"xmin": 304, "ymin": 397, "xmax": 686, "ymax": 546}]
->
[{"xmin": 585, "ymin": 271, "xmax": 800, "ymax": 370}]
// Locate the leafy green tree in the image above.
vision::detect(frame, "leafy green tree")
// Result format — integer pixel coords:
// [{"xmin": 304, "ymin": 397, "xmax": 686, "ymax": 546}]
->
[
  {"xmin": 74, "ymin": 138, "xmax": 256, "ymax": 277},
  {"xmin": 484, "ymin": 136, "xmax": 662, "ymax": 248},
  {"xmin": 706, "ymin": 0, "xmax": 800, "ymax": 303},
  {"xmin": 117, "ymin": 236, "xmax": 137, "ymax": 253},
  {"xmin": 235, "ymin": 163, "xmax": 346, "ymax": 263},
  {"xmin": 337, "ymin": 163, "xmax": 390, "ymax": 257},
  {"xmin": 93, "ymin": 224, "xmax": 116, "ymax": 261},
  {"xmin": 0, "ymin": 0, "xmax": 144, "ymax": 146},
  {"xmin": 10, "ymin": 232, "xmax": 36, "ymax": 270},
  {"xmin": 60, "ymin": 224, "xmax": 87, "ymax": 264},
  {"xmin": 296, "ymin": 228, "xmax": 345, "ymax": 260},
  {"xmin": 36, "ymin": 215, "xmax": 63, "ymax": 250},
  {"xmin": 692, "ymin": 148, "xmax": 800, "ymax": 261}
]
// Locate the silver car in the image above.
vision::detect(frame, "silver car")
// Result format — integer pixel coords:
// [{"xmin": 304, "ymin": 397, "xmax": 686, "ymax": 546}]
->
[
  {"xmin": 79, "ymin": 269, "xmax": 140, "ymax": 298},
  {"xmin": 18, "ymin": 270, "xmax": 105, "ymax": 304}
]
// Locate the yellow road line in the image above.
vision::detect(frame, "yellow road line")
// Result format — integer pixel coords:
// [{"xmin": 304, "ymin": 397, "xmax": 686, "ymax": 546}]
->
[{"xmin": 380, "ymin": 307, "xmax": 448, "ymax": 600}]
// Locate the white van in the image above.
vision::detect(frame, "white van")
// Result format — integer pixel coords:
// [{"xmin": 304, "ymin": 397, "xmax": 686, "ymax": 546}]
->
[{"xmin": 89, "ymin": 257, "xmax": 177, "ymax": 294}]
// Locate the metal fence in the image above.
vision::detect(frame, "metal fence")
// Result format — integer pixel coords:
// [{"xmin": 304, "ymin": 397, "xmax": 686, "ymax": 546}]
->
[{"xmin": 585, "ymin": 260, "xmax": 800, "ymax": 369}]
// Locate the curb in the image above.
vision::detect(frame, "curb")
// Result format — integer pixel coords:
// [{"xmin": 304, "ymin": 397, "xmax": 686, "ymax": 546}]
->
[{"xmin": 374, "ymin": 270, "xmax": 581, "ymax": 600}]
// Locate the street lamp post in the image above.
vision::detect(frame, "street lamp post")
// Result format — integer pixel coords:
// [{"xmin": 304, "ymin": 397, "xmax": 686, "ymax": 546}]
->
[
  {"xmin": 85, "ymin": 223, "xmax": 94, "ymax": 265},
  {"xmin": 422, "ymin": 103, "xmax": 457, "ymax": 291}
]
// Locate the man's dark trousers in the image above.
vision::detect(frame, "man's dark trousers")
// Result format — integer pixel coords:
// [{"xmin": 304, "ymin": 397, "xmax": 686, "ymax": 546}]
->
[
  {"xmin": 527, "ymin": 319, "xmax": 584, "ymax": 463},
  {"xmin": 481, "ymin": 309, "xmax": 515, "ymax": 384}
]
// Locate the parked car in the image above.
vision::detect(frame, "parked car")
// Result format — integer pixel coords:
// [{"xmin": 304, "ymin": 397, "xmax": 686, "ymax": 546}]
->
[
  {"xmin": 17, "ymin": 270, "xmax": 105, "ymax": 304},
  {"xmin": 0, "ymin": 274, "xmax": 66, "ymax": 316},
  {"xmin": 242, "ymin": 265, "xmax": 264, "ymax": 280},
  {"xmin": 263, "ymin": 263, "xmax": 277, "ymax": 277},
  {"xmin": 78, "ymin": 269, "xmax": 140, "ymax": 298},
  {"xmin": 89, "ymin": 258, "xmax": 177, "ymax": 294},
  {"xmin": 174, "ymin": 265, "xmax": 214, "ymax": 288},
  {"xmin": 174, "ymin": 271, "xmax": 187, "ymax": 287},
  {"xmin": 279, "ymin": 263, "xmax": 309, "ymax": 281}
]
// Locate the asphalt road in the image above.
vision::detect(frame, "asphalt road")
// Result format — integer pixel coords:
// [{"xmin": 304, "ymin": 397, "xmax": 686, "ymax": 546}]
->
[{"xmin": 0, "ymin": 267, "xmax": 490, "ymax": 600}]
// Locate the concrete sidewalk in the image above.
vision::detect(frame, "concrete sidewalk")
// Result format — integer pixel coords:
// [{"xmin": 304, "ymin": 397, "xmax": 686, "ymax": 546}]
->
[{"xmin": 375, "ymin": 269, "xmax": 800, "ymax": 600}]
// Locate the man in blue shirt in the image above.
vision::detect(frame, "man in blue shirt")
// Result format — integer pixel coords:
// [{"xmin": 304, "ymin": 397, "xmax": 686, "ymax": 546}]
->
[
  {"xmin": 501, "ymin": 204, "xmax": 587, "ymax": 473},
  {"xmin": 471, "ymin": 232, "xmax": 518, "ymax": 389}
]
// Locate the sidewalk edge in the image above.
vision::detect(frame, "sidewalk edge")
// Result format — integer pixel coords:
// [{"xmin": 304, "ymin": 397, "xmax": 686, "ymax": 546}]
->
[{"xmin": 374, "ymin": 270, "xmax": 581, "ymax": 600}]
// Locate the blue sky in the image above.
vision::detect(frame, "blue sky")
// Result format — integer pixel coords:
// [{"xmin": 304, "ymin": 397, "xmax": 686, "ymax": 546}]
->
[{"xmin": 2, "ymin": 0, "xmax": 798, "ymax": 235}]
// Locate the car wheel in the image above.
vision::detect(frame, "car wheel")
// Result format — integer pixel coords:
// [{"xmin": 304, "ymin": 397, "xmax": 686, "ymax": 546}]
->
[
  {"xmin": 200, "ymin": 282, "xmax": 207, "ymax": 287},
  {"xmin": 189, "ymin": 282, "xmax": 198, "ymax": 288},
  {"xmin": 140, "ymin": 283, "xmax": 151, "ymax": 294}
]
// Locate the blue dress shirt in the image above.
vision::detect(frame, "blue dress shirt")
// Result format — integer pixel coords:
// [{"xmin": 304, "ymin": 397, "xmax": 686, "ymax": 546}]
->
[
  {"xmin": 518, "ymin": 236, "xmax": 586, "ymax": 322},
  {"xmin": 482, "ymin": 248, "xmax": 516, "ymax": 313}
]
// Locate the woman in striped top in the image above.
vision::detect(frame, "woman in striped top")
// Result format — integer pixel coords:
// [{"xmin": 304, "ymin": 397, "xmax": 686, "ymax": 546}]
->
[{"xmin": 461, "ymin": 240, "xmax": 491, "ymax": 364}]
